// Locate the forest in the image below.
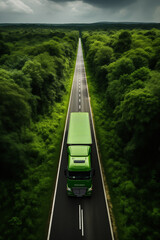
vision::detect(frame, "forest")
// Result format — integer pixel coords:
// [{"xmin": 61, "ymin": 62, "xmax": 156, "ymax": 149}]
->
[
  {"xmin": 0, "ymin": 27, "xmax": 79, "ymax": 240},
  {"xmin": 82, "ymin": 29, "xmax": 160, "ymax": 240},
  {"xmin": 1, "ymin": 23, "xmax": 160, "ymax": 240}
]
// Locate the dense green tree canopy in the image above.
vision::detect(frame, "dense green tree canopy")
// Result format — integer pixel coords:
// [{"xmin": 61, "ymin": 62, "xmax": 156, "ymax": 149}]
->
[
  {"xmin": 107, "ymin": 57, "xmax": 135, "ymax": 81},
  {"xmin": 82, "ymin": 28, "xmax": 160, "ymax": 240},
  {"xmin": 114, "ymin": 30, "xmax": 132, "ymax": 53},
  {"xmin": 0, "ymin": 27, "xmax": 79, "ymax": 240},
  {"xmin": 115, "ymin": 89, "xmax": 160, "ymax": 131},
  {"xmin": 0, "ymin": 76, "xmax": 31, "ymax": 131}
]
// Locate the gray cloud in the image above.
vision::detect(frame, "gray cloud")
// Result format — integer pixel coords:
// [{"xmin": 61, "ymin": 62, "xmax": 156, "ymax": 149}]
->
[
  {"xmin": 50, "ymin": 0, "xmax": 138, "ymax": 9},
  {"xmin": 0, "ymin": 0, "xmax": 33, "ymax": 13},
  {"xmin": 0, "ymin": 0, "xmax": 159, "ymax": 23}
]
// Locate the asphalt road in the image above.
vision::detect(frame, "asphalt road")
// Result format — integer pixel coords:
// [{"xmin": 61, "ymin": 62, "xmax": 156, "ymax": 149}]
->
[{"xmin": 47, "ymin": 39, "xmax": 113, "ymax": 240}]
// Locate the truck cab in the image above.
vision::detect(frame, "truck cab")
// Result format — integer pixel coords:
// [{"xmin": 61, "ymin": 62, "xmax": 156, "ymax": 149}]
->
[{"xmin": 66, "ymin": 145, "xmax": 93, "ymax": 197}]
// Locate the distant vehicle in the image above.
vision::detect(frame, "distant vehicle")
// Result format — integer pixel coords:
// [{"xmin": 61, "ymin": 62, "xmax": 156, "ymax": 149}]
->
[{"xmin": 64, "ymin": 112, "xmax": 95, "ymax": 197}]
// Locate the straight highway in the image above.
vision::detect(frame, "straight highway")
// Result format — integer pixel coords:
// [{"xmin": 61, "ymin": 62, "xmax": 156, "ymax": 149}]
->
[{"xmin": 47, "ymin": 38, "xmax": 114, "ymax": 240}]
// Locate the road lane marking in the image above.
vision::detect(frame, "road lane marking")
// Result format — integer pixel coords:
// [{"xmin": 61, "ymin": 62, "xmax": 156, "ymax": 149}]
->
[
  {"xmin": 79, "ymin": 205, "xmax": 81, "ymax": 230},
  {"xmin": 79, "ymin": 99, "xmax": 81, "ymax": 102},
  {"xmin": 78, "ymin": 205, "xmax": 84, "ymax": 237},
  {"xmin": 81, "ymin": 209, "xmax": 84, "ymax": 237}
]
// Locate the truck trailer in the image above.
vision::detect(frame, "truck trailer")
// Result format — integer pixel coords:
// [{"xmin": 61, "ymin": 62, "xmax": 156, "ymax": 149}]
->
[{"xmin": 65, "ymin": 112, "xmax": 94, "ymax": 197}]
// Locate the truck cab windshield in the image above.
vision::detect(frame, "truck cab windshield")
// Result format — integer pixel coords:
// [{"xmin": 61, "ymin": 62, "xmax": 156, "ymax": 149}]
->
[{"xmin": 68, "ymin": 171, "xmax": 91, "ymax": 180}]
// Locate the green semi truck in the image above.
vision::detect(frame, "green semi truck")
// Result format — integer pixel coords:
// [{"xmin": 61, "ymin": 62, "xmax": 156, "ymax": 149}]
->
[{"xmin": 64, "ymin": 112, "xmax": 94, "ymax": 197}]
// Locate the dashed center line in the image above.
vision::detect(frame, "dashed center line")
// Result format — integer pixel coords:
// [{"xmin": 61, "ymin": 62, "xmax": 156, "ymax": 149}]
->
[
  {"xmin": 78, "ymin": 68, "xmax": 81, "ymax": 112},
  {"xmin": 78, "ymin": 205, "xmax": 84, "ymax": 237}
]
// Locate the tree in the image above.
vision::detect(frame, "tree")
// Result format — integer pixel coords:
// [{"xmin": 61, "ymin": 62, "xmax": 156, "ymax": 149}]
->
[
  {"xmin": 87, "ymin": 40, "xmax": 104, "ymax": 65},
  {"xmin": 107, "ymin": 57, "xmax": 135, "ymax": 82},
  {"xmin": 124, "ymin": 48, "xmax": 150, "ymax": 69},
  {"xmin": 145, "ymin": 71, "xmax": 160, "ymax": 97},
  {"xmin": 22, "ymin": 60, "xmax": 44, "ymax": 98},
  {"xmin": 0, "ymin": 75, "xmax": 31, "ymax": 178},
  {"xmin": 0, "ymin": 41, "xmax": 10, "ymax": 56},
  {"xmin": 106, "ymin": 74, "xmax": 133, "ymax": 108},
  {"xmin": 93, "ymin": 46, "xmax": 113, "ymax": 66},
  {"xmin": 114, "ymin": 31, "xmax": 132, "ymax": 53},
  {"xmin": 130, "ymin": 67, "xmax": 151, "ymax": 82},
  {"xmin": 115, "ymin": 88, "xmax": 160, "ymax": 164},
  {"xmin": 0, "ymin": 78, "xmax": 31, "ymax": 131},
  {"xmin": 115, "ymin": 89, "xmax": 159, "ymax": 132}
]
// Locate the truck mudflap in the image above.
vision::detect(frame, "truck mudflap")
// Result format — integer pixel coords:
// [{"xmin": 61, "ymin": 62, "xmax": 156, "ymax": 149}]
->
[{"xmin": 72, "ymin": 187, "xmax": 87, "ymax": 197}]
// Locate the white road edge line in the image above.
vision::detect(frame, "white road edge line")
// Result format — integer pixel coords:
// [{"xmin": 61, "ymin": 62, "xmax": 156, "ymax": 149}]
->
[
  {"xmin": 81, "ymin": 39, "xmax": 115, "ymax": 240},
  {"xmin": 81, "ymin": 209, "xmax": 84, "ymax": 237},
  {"xmin": 79, "ymin": 205, "xmax": 82, "ymax": 230},
  {"xmin": 46, "ymin": 41, "xmax": 80, "ymax": 240}
]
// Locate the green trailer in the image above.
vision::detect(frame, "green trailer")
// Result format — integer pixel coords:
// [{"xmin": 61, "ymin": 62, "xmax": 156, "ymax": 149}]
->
[{"xmin": 65, "ymin": 112, "xmax": 94, "ymax": 197}]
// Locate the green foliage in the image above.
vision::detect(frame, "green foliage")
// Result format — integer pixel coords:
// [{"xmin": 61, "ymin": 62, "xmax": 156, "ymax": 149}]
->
[
  {"xmin": 115, "ymin": 89, "xmax": 159, "ymax": 130},
  {"xmin": 0, "ymin": 27, "xmax": 78, "ymax": 240},
  {"xmin": 27, "ymin": 40, "xmax": 63, "ymax": 57},
  {"xmin": 82, "ymin": 28, "xmax": 160, "ymax": 240},
  {"xmin": 0, "ymin": 73, "xmax": 31, "ymax": 131},
  {"xmin": 0, "ymin": 54, "xmax": 30, "ymax": 70},
  {"xmin": 130, "ymin": 67, "xmax": 151, "ymax": 82},
  {"xmin": 107, "ymin": 57, "xmax": 135, "ymax": 81},
  {"xmin": 114, "ymin": 30, "xmax": 132, "ymax": 53},
  {"xmin": 146, "ymin": 71, "xmax": 160, "ymax": 97},
  {"xmin": 0, "ymin": 40, "xmax": 10, "ymax": 55},
  {"xmin": 94, "ymin": 46, "xmax": 113, "ymax": 66},
  {"xmin": 124, "ymin": 48, "xmax": 150, "ymax": 69},
  {"xmin": 22, "ymin": 60, "xmax": 44, "ymax": 98},
  {"xmin": 106, "ymin": 74, "xmax": 133, "ymax": 107}
]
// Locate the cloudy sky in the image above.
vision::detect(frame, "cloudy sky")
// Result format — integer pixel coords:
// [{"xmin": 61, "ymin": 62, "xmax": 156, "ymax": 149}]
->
[{"xmin": 0, "ymin": 0, "xmax": 160, "ymax": 23}]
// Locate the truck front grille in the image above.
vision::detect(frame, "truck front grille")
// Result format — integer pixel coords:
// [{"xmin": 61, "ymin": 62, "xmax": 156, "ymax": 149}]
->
[{"xmin": 72, "ymin": 187, "xmax": 87, "ymax": 197}]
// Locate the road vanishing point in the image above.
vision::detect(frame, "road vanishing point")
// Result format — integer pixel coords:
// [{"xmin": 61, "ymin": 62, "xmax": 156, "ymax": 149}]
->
[{"xmin": 47, "ymin": 38, "xmax": 114, "ymax": 240}]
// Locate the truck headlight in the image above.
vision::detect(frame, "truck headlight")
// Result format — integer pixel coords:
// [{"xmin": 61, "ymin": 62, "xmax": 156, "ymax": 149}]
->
[
  {"xmin": 67, "ymin": 186, "xmax": 72, "ymax": 191},
  {"xmin": 88, "ymin": 186, "xmax": 92, "ymax": 192}
]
